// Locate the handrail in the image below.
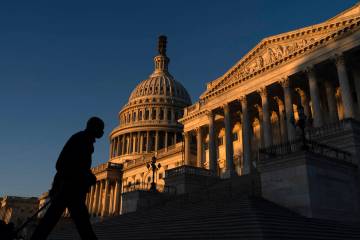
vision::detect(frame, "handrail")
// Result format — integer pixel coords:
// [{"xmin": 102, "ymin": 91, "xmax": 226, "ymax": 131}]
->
[
  {"xmin": 122, "ymin": 181, "xmax": 177, "ymax": 195},
  {"xmin": 259, "ymin": 138, "xmax": 353, "ymax": 164}
]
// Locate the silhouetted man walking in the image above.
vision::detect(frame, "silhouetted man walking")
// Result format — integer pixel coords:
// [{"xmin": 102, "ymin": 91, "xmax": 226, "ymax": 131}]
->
[{"xmin": 31, "ymin": 117, "xmax": 104, "ymax": 240}]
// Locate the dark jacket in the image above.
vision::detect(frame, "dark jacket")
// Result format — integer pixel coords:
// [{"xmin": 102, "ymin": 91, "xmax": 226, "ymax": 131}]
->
[{"xmin": 51, "ymin": 131, "xmax": 96, "ymax": 197}]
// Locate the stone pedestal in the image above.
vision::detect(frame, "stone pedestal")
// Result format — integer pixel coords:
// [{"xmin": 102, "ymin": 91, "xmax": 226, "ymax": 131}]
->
[
  {"xmin": 164, "ymin": 166, "xmax": 219, "ymax": 195},
  {"xmin": 259, "ymin": 150, "xmax": 359, "ymax": 222},
  {"xmin": 120, "ymin": 191, "xmax": 163, "ymax": 215}
]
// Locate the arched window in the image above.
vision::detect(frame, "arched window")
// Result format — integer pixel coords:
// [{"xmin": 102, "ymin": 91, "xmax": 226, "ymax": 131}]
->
[
  {"xmin": 159, "ymin": 108, "xmax": 164, "ymax": 120},
  {"xmin": 152, "ymin": 108, "xmax": 156, "ymax": 120},
  {"xmin": 132, "ymin": 112, "xmax": 136, "ymax": 122},
  {"xmin": 139, "ymin": 111, "xmax": 143, "ymax": 120},
  {"xmin": 145, "ymin": 109, "xmax": 149, "ymax": 120}
]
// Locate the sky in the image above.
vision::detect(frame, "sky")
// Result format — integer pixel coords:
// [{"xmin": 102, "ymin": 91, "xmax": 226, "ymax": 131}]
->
[{"xmin": 0, "ymin": 0, "xmax": 358, "ymax": 197}]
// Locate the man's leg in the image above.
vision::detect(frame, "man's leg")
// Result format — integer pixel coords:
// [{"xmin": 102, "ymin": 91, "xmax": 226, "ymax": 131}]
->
[
  {"xmin": 30, "ymin": 198, "xmax": 66, "ymax": 240},
  {"xmin": 68, "ymin": 198, "xmax": 97, "ymax": 240}
]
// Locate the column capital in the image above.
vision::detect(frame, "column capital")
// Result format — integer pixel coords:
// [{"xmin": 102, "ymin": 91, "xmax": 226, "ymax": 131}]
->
[
  {"xmin": 222, "ymin": 102, "xmax": 230, "ymax": 112},
  {"xmin": 206, "ymin": 110, "xmax": 214, "ymax": 119},
  {"xmin": 257, "ymin": 87, "xmax": 268, "ymax": 98},
  {"xmin": 279, "ymin": 77, "xmax": 290, "ymax": 88},
  {"xmin": 238, "ymin": 95, "xmax": 247, "ymax": 104},
  {"xmin": 194, "ymin": 126, "xmax": 202, "ymax": 134},
  {"xmin": 333, "ymin": 53, "xmax": 345, "ymax": 66}
]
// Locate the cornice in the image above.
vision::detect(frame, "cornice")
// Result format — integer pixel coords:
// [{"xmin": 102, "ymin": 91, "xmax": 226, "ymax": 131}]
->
[{"xmin": 201, "ymin": 11, "xmax": 360, "ymax": 101}]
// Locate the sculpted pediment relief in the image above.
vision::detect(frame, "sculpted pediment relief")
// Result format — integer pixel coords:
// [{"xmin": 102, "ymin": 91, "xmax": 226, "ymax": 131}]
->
[{"xmin": 201, "ymin": 3, "xmax": 360, "ymax": 99}]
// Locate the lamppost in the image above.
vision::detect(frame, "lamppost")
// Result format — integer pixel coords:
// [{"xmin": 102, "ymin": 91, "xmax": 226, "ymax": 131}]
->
[{"xmin": 147, "ymin": 155, "xmax": 161, "ymax": 192}]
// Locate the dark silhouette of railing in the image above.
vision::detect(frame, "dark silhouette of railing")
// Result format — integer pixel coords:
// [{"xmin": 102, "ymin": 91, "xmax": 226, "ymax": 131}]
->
[
  {"xmin": 258, "ymin": 139, "xmax": 353, "ymax": 164},
  {"xmin": 165, "ymin": 165, "xmax": 216, "ymax": 178},
  {"xmin": 122, "ymin": 182, "xmax": 176, "ymax": 195}
]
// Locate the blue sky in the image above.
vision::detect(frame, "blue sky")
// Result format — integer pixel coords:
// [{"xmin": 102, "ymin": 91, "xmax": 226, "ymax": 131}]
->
[{"xmin": 0, "ymin": 0, "xmax": 358, "ymax": 197}]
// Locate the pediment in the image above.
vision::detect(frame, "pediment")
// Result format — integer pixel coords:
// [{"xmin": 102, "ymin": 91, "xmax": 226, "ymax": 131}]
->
[{"xmin": 201, "ymin": 3, "xmax": 360, "ymax": 99}]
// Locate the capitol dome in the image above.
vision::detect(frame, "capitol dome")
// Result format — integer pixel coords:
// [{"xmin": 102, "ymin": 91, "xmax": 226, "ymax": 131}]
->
[{"xmin": 109, "ymin": 36, "xmax": 191, "ymax": 164}]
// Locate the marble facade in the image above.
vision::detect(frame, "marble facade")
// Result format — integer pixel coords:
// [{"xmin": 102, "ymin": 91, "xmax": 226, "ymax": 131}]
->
[{"xmin": 86, "ymin": 3, "xmax": 360, "ymax": 218}]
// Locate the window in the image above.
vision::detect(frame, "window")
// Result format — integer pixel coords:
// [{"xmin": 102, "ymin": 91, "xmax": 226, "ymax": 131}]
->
[
  {"xmin": 218, "ymin": 137, "xmax": 223, "ymax": 146},
  {"xmin": 145, "ymin": 109, "xmax": 149, "ymax": 120},
  {"xmin": 159, "ymin": 108, "xmax": 164, "ymax": 120},
  {"xmin": 147, "ymin": 177, "xmax": 151, "ymax": 182},
  {"xmin": 132, "ymin": 112, "xmax": 136, "ymax": 122},
  {"xmin": 139, "ymin": 111, "xmax": 143, "ymax": 120},
  {"xmin": 159, "ymin": 173, "xmax": 163, "ymax": 179},
  {"xmin": 152, "ymin": 108, "xmax": 156, "ymax": 119}
]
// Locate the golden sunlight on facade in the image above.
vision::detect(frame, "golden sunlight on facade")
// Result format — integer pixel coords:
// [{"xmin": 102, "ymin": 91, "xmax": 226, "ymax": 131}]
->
[{"xmin": 84, "ymin": 3, "xmax": 360, "ymax": 219}]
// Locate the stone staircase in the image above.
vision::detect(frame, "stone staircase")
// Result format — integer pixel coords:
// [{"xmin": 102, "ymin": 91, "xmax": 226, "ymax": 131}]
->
[{"xmin": 49, "ymin": 176, "xmax": 360, "ymax": 240}]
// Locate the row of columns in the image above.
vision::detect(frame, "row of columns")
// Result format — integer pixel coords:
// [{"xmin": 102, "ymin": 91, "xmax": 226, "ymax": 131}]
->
[
  {"xmin": 121, "ymin": 106, "xmax": 180, "ymax": 124},
  {"xmin": 86, "ymin": 178, "xmax": 122, "ymax": 217},
  {"xmin": 184, "ymin": 53, "xmax": 357, "ymax": 176},
  {"xmin": 111, "ymin": 131, "xmax": 181, "ymax": 158}
]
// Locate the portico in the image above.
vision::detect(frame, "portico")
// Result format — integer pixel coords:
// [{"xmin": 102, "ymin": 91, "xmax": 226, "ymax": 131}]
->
[{"xmin": 180, "ymin": 11, "xmax": 360, "ymax": 177}]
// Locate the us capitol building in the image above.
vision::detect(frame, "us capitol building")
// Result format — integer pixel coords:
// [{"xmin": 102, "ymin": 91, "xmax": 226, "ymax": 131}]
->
[{"xmin": 80, "ymin": 3, "xmax": 360, "ymax": 221}]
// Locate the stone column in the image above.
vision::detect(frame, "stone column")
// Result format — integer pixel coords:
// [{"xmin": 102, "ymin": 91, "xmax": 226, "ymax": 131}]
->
[
  {"xmin": 196, "ymin": 127, "xmax": 203, "ymax": 168},
  {"xmin": 165, "ymin": 131, "xmax": 168, "ymax": 150},
  {"xmin": 146, "ymin": 131, "xmax": 150, "ymax": 152},
  {"xmin": 110, "ymin": 140, "xmax": 114, "ymax": 158},
  {"xmin": 94, "ymin": 180, "xmax": 104, "ymax": 216},
  {"xmin": 274, "ymin": 97, "xmax": 288, "ymax": 143},
  {"xmin": 295, "ymin": 88, "xmax": 312, "ymax": 121},
  {"xmin": 155, "ymin": 131, "xmax": 159, "ymax": 152},
  {"xmin": 223, "ymin": 103, "xmax": 235, "ymax": 177},
  {"xmin": 101, "ymin": 180, "xmax": 110, "ymax": 216},
  {"xmin": 184, "ymin": 131, "xmax": 191, "ymax": 165},
  {"xmin": 171, "ymin": 109, "xmax": 175, "ymax": 122},
  {"xmin": 208, "ymin": 111, "xmax": 217, "ymax": 173},
  {"xmin": 88, "ymin": 185, "xmax": 94, "ymax": 213},
  {"xmin": 254, "ymin": 104, "xmax": 264, "ymax": 148},
  {"xmin": 240, "ymin": 96, "xmax": 251, "ymax": 175},
  {"xmin": 140, "ymin": 132, "xmax": 144, "ymax": 153},
  {"xmin": 281, "ymin": 78, "xmax": 296, "ymax": 140},
  {"xmin": 149, "ymin": 108, "xmax": 153, "ymax": 120},
  {"xmin": 258, "ymin": 87, "xmax": 272, "ymax": 147},
  {"xmin": 121, "ymin": 135, "xmax": 125, "ymax": 155},
  {"xmin": 164, "ymin": 107, "xmax": 168, "ymax": 121},
  {"xmin": 324, "ymin": 80, "xmax": 339, "ymax": 123},
  {"xmin": 306, "ymin": 67, "xmax": 323, "ymax": 127},
  {"xmin": 108, "ymin": 185, "xmax": 114, "ymax": 215},
  {"xmin": 126, "ymin": 133, "xmax": 131, "ymax": 154},
  {"xmin": 137, "ymin": 132, "xmax": 141, "ymax": 153},
  {"xmin": 335, "ymin": 54, "xmax": 355, "ymax": 119},
  {"xmin": 114, "ymin": 179, "xmax": 122, "ymax": 214},
  {"xmin": 156, "ymin": 107, "xmax": 160, "ymax": 120},
  {"xmin": 352, "ymin": 66, "xmax": 360, "ymax": 117}
]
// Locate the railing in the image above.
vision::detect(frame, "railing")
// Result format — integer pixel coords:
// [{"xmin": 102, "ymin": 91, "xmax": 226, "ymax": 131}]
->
[
  {"xmin": 122, "ymin": 182, "xmax": 177, "ymax": 195},
  {"xmin": 122, "ymin": 143, "xmax": 183, "ymax": 170},
  {"xmin": 259, "ymin": 139, "xmax": 353, "ymax": 164},
  {"xmin": 307, "ymin": 118, "xmax": 360, "ymax": 140},
  {"xmin": 165, "ymin": 165, "xmax": 216, "ymax": 178},
  {"xmin": 92, "ymin": 162, "xmax": 123, "ymax": 174}
]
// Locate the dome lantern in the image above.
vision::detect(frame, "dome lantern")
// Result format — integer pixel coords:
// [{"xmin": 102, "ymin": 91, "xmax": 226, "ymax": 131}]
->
[{"xmin": 151, "ymin": 35, "xmax": 170, "ymax": 77}]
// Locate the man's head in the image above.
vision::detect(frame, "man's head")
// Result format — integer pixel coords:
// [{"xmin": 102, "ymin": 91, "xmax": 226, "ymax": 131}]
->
[{"xmin": 86, "ymin": 117, "xmax": 104, "ymax": 139}]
